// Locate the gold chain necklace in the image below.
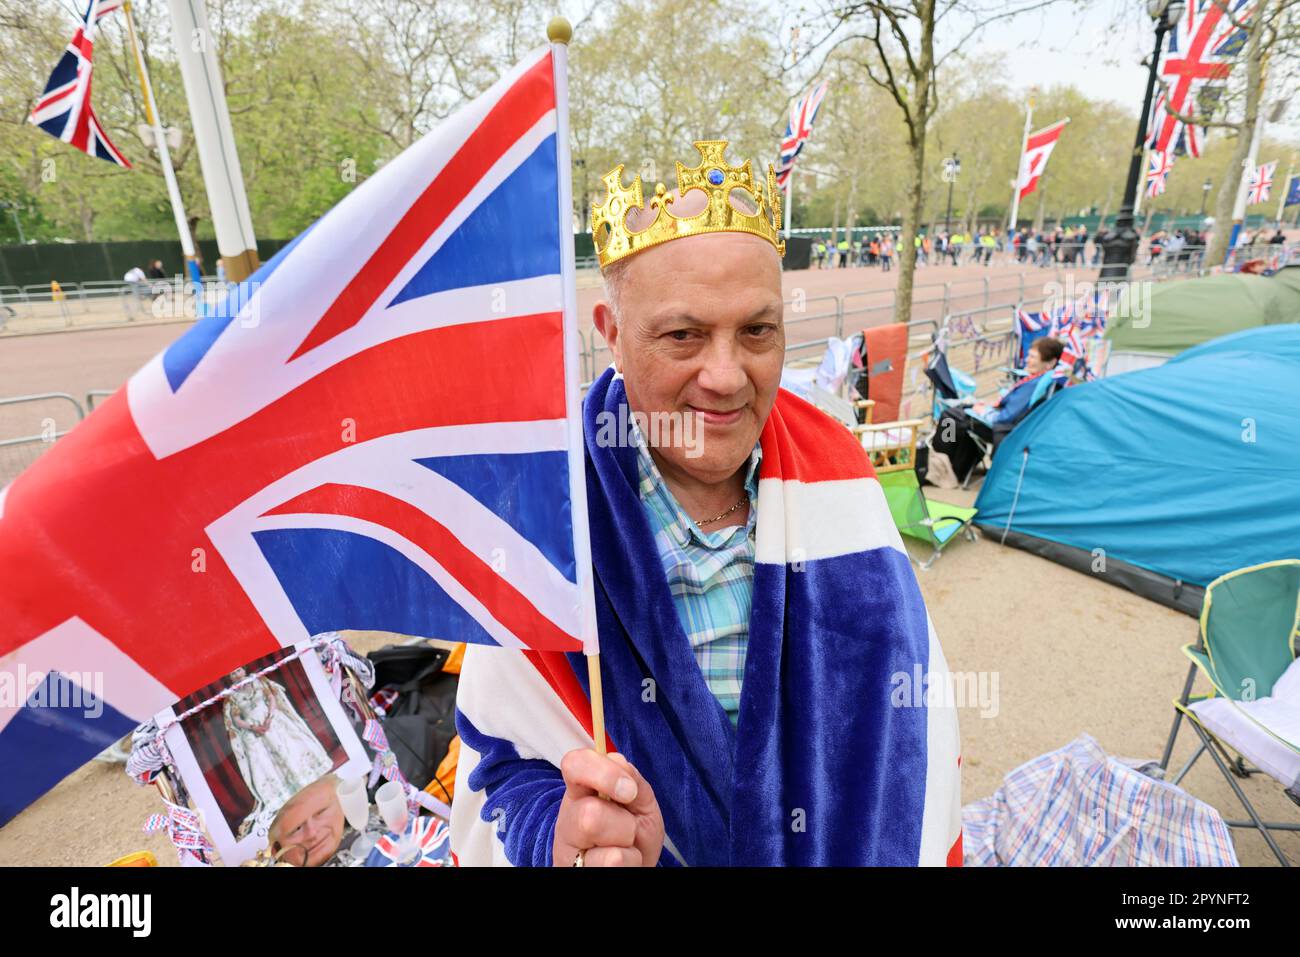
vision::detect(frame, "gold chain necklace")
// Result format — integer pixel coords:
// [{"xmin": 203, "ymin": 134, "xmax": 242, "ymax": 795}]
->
[{"xmin": 697, "ymin": 495, "xmax": 749, "ymax": 527}]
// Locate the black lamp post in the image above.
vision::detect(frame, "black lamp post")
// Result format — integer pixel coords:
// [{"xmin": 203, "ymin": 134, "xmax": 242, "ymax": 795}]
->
[
  {"xmin": 1200, "ymin": 177, "xmax": 1212, "ymax": 216},
  {"xmin": 1100, "ymin": 0, "xmax": 1187, "ymax": 280},
  {"xmin": 943, "ymin": 152, "xmax": 960, "ymax": 233}
]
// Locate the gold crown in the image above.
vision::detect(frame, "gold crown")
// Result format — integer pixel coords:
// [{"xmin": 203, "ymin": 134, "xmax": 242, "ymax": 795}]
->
[{"xmin": 591, "ymin": 140, "xmax": 785, "ymax": 269}]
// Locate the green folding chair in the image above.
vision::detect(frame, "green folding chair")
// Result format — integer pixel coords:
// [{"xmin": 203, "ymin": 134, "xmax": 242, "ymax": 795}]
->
[
  {"xmin": 1159, "ymin": 559, "xmax": 1300, "ymax": 866},
  {"xmin": 876, "ymin": 466, "xmax": 978, "ymax": 571}
]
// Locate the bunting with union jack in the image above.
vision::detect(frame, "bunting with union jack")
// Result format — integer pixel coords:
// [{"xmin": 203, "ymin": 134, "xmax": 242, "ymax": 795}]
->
[{"xmin": 0, "ymin": 44, "xmax": 595, "ymax": 825}]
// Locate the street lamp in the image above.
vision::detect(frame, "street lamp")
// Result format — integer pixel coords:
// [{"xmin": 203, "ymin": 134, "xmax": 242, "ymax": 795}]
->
[
  {"xmin": 1100, "ymin": 0, "xmax": 1187, "ymax": 280},
  {"xmin": 1200, "ymin": 177, "xmax": 1212, "ymax": 217},
  {"xmin": 942, "ymin": 152, "xmax": 961, "ymax": 233}
]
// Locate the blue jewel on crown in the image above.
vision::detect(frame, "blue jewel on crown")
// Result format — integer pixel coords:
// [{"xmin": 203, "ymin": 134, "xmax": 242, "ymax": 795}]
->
[{"xmin": 706, "ymin": 168, "xmax": 725, "ymax": 186}]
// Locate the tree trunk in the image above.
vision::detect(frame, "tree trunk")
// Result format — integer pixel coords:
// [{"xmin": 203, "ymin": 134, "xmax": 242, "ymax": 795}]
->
[
  {"xmin": 891, "ymin": 0, "xmax": 936, "ymax": 326},
  {"xmin": 80, "ymin": 198, "xmax": 95, "ymax": 242},
  {"xmin": 1207, "ymin": 7, "xmax": 1265, "ymax": 265}
]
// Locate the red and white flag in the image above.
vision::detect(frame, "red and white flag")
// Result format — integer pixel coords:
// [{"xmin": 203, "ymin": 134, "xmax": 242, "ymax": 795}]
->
[{"xmin": 1016, "ymin": 119, "xmax": 1068, "ymax": 200}]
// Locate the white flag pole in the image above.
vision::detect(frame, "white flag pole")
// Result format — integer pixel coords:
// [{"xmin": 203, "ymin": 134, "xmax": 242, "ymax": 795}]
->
[
  {"xmin": 784, "ymin": 174, "xmax": 793, "ymax": 235},
  {"xmin": 548, "ymin": 17, "xmax": 605, "ymax": 756},
  {"xmin": 123, "ymin": 0, "xmax": 197, "ymax": 266},
  {"xmin": 1228, "ymin": 80, "xmax": 1267, "ymax": 260},
  {"xmin": 1276, "ymin": 154, "xmax": 1294, "ymax": 225},
  {"xmin": 1009, "ymin": 96, "xmax": 1033, "ymax": 233}
]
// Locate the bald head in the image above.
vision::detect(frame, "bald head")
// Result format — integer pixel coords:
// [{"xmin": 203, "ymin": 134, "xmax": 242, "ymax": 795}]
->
[{"xmin": 592, "ymin": 218, "xmax": 784, "ymax": 490}]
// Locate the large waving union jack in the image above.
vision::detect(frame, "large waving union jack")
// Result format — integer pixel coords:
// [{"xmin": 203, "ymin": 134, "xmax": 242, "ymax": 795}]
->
[
  {"xmin": 0, "ymin": 45, "xmax": 594, "ymax": 824},
  {"xmin": 775, "ymin": 81, "xmax": 828, "ymax": 189},
  {"xmin": 1147, "ymin": 0, "xmax": 1249, "ymax": 159},
  {"xmin": 29, "ymin": 0, "xmax": 131, "ymax": 168}
]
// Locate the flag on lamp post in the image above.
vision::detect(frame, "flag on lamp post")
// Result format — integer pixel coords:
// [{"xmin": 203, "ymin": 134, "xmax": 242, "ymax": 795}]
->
[
  {"xmin": 1146, "ymin": 150, "xmax": 1175, "ymax": 198},
  {"xmin": 1247, "ymin": 160, "xmax": 1276, "ymax": 206},
  {"xmin": 775, "ymin": 81, "xmax": 829, "ymax": 190},
  {"xmin": 29, "ymin": 0, "xmax": 131, "ymax": 168},
  {"xmin": 1146, "ymin": 0, "xmax": 1249, "ymax": 159},
  {"xmin": 1281, "ymin": 173, "xmax": 1299, "ymax": 207},
  {"xmin": 1016, "ymin": 119, "xmax": 1068, "ymax": 200}
]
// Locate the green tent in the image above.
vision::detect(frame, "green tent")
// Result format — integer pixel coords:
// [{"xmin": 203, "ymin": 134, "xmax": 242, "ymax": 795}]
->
[{"xmin": 1105, "ymin": 266, "xmax": 1300, "ymax": 374}]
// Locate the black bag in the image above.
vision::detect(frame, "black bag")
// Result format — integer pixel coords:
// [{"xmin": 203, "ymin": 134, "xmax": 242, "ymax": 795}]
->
[
  {"xmin": 914, "ymin": 441, "xmax": 931, "ymax": 485},
  {"xmin": 367, "ymin": 643, "xmax": 458, "ymax": 797},
  {"xmin": 929, "ymin": 408, "xmax": 984, "ymax": 485}
]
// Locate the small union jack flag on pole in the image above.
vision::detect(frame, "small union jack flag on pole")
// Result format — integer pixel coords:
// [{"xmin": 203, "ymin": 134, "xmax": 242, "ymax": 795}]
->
[
  {"xmin": 775, "ymin": 81, "xmax": 828, "ymax": 190},
  {"xmin": 1247, "ymin": 160, "xmax": 1276, "ymax": 205},
  {"xmin": 29, "ymin": 0, "xmax": 131, "ymax": 168},
  {"xmin": 1146, "ymin": 150, "xmax": 1175, "ymax": 198}
]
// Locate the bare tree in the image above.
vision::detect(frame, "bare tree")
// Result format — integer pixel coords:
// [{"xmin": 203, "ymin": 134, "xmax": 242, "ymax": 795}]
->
[{"xmin": 794, "ymin": 0, "xmax": 1062, "ymax": 323}]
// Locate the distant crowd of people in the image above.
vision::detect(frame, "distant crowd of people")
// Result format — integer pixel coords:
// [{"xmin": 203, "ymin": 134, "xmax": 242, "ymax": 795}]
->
[
  {"xmin": 808, "ymin": 225, "xmax": 1108, "ymax": 269},
  {"xmin": 1144, "ymin": 228, "xmax": 1208, "ymax": 267},
  {"xmin": 811, "ymin": 233, "xmax": 898, "ymax": 270},
  {"xmin": 803, "ymin": 222, "xmax": 1295, "ymax": 272}
]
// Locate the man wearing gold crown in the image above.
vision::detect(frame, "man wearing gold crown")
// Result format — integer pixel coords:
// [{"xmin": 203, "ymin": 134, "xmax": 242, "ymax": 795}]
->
[{"xmin": 451, "ymin": 141, "xmax": 962, "ymax": 867}]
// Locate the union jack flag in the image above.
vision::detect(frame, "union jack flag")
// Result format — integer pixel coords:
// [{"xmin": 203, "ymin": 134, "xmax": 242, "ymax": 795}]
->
[
  {"xmin": 0, "ymin": 45, "xmax": 595, "ymax": 825},
  {"xmin": 1015, "ymin": 294, "xmax": 1108, "ymax": 377},
  {"xmin": 1146, "ymin": 149, "xmax": 1175, "ymax": 198},
  {"xmin": 1147, "ymin": 0, "xmax": 1249, "ymax": 159},
  {"xmin": 1247, "ymin": 160, "xmax": 1276, "ymax": 205},
  {"xmin": 28, "ymin": 0, "xmax": 131, "ymax": 168},
  {"xmin": 775, "ymin": 82, "xmax": 828, "ymax": 189}
]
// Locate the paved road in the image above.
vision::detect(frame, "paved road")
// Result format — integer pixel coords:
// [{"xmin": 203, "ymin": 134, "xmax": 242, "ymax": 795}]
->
[{"xmin": 0, "ymin": 259, "xmax": 1097, "ymax": 446}]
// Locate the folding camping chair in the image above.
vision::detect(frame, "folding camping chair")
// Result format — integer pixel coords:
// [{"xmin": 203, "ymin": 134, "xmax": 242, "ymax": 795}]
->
[
  {"xmin": 1159, "ymin": 560, "xmax": 1300, "ymax": 866},
  {"xmin": 874, "ymin": 465, "xmax": 977, "ymax": 571},
  {"xmin": 857, "ymin": 414, "xmax": 977, "ymax": 570}
]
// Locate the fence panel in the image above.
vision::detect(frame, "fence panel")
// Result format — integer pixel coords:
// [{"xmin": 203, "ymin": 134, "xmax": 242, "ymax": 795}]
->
[{"xmin": 0, "ymin": 392, "xmax": 86, "ymax": 486}]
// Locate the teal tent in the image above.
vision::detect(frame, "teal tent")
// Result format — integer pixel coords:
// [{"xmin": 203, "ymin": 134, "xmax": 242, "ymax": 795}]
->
[{"xmin": 976, "ymin": 324, "xmax": 1300, "ymax": 615}]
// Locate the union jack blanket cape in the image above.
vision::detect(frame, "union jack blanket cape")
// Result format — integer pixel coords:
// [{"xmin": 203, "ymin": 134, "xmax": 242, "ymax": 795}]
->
[{"xmin": 452, "ymin": 368, "xmax": 963, "ymax": 866}]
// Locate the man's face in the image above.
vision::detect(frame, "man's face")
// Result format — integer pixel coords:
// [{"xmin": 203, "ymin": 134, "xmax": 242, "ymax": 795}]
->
[
  {"xmin": 271, "ymin": 779, "xmax": 345, "ymax": 867},
  {"xmin": 596, "ymin": 232, "xmax": 784, "ymax": 485}
]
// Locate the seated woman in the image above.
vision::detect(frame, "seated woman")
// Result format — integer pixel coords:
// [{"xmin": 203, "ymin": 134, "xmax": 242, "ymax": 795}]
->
[
  {"xmin": 930, "ymin": 337, "xmax": 1066, "ymax": 483},
  {"xmin": 970, "ymin": 336, "xmax": 1066, "ymax": 429}
]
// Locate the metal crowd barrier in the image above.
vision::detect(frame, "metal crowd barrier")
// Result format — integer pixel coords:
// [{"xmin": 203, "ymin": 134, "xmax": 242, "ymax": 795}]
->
[{"xmin": 0, "ymin": 392, "xmax": 86, "ymax": 486}]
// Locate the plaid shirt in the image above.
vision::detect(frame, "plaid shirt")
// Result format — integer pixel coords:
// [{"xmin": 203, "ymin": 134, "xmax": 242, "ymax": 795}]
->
[{"xmin": 634, "ymin": 436, "xmax": 760, "ymax": 726}]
